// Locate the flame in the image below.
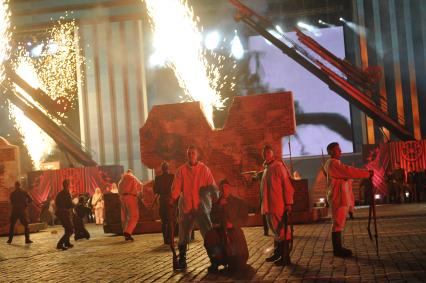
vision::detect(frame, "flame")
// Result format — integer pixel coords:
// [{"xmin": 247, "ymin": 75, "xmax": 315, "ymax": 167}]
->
[
  {"xmin": 10, "ymin": 60, "xmax": 56, "ymax": 169},
  {"xmin": 143, "ymin": 0, "xmax": 225, "ymax": 127},
  {"xmin": 7, "ymin": 19, "xmax": 82, "ymax": 169},
  {"xmin": 0, "ymin": 0, "xmax": 11, "ymax": 82},
  {"xmin": 9, "ymin": 104, "xmax": 55, "ymax": 170}
]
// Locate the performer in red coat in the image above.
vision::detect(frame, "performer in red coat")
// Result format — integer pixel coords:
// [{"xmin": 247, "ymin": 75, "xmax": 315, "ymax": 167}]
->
[
  {"xmin": 325, "ymin": 142, "xmax": 372, "ymax": 257},
  {"xmin": 118, "ymin": 169, "xmax": 142, "ymax": 241},
  {"xmin": 261, "ymin": 145, "xmax": 295, "ymax": 266}
]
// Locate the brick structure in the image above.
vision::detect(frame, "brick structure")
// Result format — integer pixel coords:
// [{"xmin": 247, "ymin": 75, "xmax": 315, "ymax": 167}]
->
[{"xmin": 140, "ymin": 92, "xmax": 296, "ymax": 212}]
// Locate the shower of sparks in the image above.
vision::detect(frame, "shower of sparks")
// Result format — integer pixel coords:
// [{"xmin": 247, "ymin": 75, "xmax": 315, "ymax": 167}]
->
[
  {"xmin": 143, "ymin": 0, "xmax": 226, "ymax": 127},
  {"xmin": 0, "ymin": 0, "xmax": 11, "ymax": 82},
  {"xmin": 12, "ymin": 19, "xmax": 80, "ymax": 106},
  {"xmin": 10, "ymin": 59, "xmax": 56, "ymax": 169},
  {"xmin": 6, "ymin": 17, "xmax": 83, "ymax": 169},
  {"xmin": 9, "ymin": 104, "xmax": 55, "ymax": 170}
]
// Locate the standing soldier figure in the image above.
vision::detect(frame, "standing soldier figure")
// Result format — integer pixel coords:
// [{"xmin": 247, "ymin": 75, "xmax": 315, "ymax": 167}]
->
[
  {"xmin": 118, "ymin": 169, "xmax": 142, "ymax": 241},
  {"xmin": 170, "ymin": 145, "xmax": 218, "ymax": 270},
  {"xmin": 261, "ymin": 145, "xmax": 295, "ymax": 266},
  {"xmin": 7, "ymin": 181, "xmax": 33, "ymax": 244},
  {"xmin": 55, "ymin": 179, "xmax": 74, "ymax": 250},
  {"xmin": 153, "ymin": 161, "xmax": 174, "ymax": 245},
  {"xmin": 324, "ymin": 142, "xmax": 372, "ymax": 257}
]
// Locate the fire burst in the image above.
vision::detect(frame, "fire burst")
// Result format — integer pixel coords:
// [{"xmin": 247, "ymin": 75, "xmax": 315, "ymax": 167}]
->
[
  {"xmin": 8, "ymin": 19, "xmax": 82, "ymax": 169},
  {"xmin": 0, "ymin": 0, "xmax": 11, "ymax": 83},
  {"xmin": 143, "ymin": 0, "xmax": 225, "ymax": 127}
]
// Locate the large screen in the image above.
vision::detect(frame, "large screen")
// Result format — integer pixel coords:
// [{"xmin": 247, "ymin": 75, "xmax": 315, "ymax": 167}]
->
[{"xmin": 248, "ymin": 26, "xmax": 353, "ymax": 157}]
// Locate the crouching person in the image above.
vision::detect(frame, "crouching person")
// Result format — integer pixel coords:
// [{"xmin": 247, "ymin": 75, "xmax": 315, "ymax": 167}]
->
[
  {"xmin": 261, "ymin": 145, "xmax": 295, "ymax": 266},
  {"xmin": 206, "ymin": 179, "xmax": 249, "ymax": 272}
]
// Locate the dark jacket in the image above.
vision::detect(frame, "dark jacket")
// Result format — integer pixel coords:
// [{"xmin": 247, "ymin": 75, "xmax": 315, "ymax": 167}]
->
[
  {"xmin": 153, "ymin": 173, "xmax": 174, "ymax": 196},
  {"xmin": 55, "ymin": 189, "xmax": 73, "ymax": 212},
  {"xmin": 10, "ymin": 189, "xmax": 32, "ymax": 212}
]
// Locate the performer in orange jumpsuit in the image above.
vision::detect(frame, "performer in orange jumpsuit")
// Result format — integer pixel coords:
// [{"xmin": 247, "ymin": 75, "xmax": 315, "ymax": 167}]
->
[
  {"xmin": 118, "ymin": 169, "xmax": 142, "ymax": 241},
  {"xmin": 170, "ymin": 145, "xmax": 218, "ymax": 270},
  {"xmin": 261, "ymin": 145, "xmax": 295, "ymax": 266},
  {"xmin": 324, "ymin": 142, "xmax": 372, "ymax": 257}
]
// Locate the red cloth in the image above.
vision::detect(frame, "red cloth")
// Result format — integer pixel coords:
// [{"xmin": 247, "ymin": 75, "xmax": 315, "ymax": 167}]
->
[
  {"xmin": 118, "ymin": 173, "xmax": 142, "ymax": 196},
  {"xmin": 171, "ymin": 162, "xmax": 216, "ymax": 214},
  {"xmin": 260, "ymin": 160, "xmax": 294, "ymax": 216}
]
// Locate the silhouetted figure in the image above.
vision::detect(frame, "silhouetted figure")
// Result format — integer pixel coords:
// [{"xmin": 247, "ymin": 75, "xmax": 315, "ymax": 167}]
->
[
  {"xmin": 153, "ymin": 161, "xmax": 174, "ymax": 244},
  {"xmin": 73, "ymin": 197, "xmax": 90, "ymax": 241},
  {"xmin": 55, "ymin": 179, "xmax": 74, "ymax": 250},
  {"xmin": 7, "ymin": 181, "xmax": 33, "ymax": 244}
]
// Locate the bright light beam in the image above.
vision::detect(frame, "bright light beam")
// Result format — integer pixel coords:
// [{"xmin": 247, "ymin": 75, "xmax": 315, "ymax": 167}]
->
[
  {"xmin": 0, "ymin": 0, "xmax": 11, "ymax": 82},
  {"xmin": 143, "ymin": 0, "xmax": 225, "ymax": 127}
]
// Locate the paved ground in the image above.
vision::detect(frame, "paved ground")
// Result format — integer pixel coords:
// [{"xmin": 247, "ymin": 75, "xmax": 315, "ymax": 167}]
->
[{"xmin": 1, "ymin": 203, "xmax": 426, "ymax": 282}]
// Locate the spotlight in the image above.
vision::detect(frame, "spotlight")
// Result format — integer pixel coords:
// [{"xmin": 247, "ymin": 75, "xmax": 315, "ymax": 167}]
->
[
  {"xmin": 339, "ymin": 17, "xmax": 345, "ymax": 22},
  {"xmin": 319, "ymin": 198, "xmax": 325, "ymax": 203},
  {"xmin": 297, "ymin": 21, "xmax": 322, "ymax": 36},
  {"xmin": 374, "ymin": 194, "xmax": 381, "ymax": 200},
  {"xmin": 318, "ymin": 19, "xmax": 335, "ymax": 27},
  {"xmin": 30, "ymin": 43, "xmax": 44, "ymax": 58},
  {"xmin": 405, "ymin": 192, "xmax": 410, "ymax": 198},
  {"xmin": 204, "ymin": 31, "xmax": 220, "ymax": 50},
  {"xmin": 230, "ymin": 30, "xmax": 244, "ymax": 60},
  {"xmin": 275, "ymin": 24, "xmax": 284, "ymax": 34}
]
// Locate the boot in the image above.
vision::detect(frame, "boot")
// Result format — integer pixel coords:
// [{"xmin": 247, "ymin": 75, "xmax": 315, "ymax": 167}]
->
[
  {"xmin": 6, "ymin": 237, "xmax": 12, "ymax": 244},
  {"xmin": 265, "ymin": 241, "xmax": 281, "ymax": 262},
  {"xmin": 176, "ymin": 244, "xmax": 187, "ymax": 270},
  {"xmin": 25, "ymin": 226, "xmax": 33, "ymax": 244},
  {"xmin": 332, "ymin": 232, "xmax": 352, "ymax": 257},
  {"xmin": 124, "ymin": 232, "xmax": 134, "ymax": 241},
  {"xmin": 275, "ymin": 241, "xmax": 291, "ymax": 266}
]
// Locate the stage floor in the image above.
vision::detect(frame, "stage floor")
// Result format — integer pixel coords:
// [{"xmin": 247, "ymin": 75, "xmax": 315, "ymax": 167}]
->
[{"xmin": 1, "ymin": 203, "xmax": 426, "ymax": 282}]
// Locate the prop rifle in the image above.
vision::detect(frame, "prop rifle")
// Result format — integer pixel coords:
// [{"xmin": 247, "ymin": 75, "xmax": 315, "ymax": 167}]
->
[
  {"xmin": 367, "ymin": 176, "xmax": 379, "ymax": 256},
  {"xmin": 168, "ymin": 201, "xmax": 179, "ymax": 269}
]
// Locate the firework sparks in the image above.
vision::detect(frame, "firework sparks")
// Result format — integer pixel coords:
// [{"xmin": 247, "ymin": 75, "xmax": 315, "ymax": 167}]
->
[
  {"xmin": 7, "ymin": 18, "xmax": 82, "ymax": 169},
  {"xmin": 143, "ymin": 0, "xmax": 225, "ymax": 127},
  {"xmin": 9, "ymin": 104, "xmax": 55, "ymax": 170},
  {"xmin": 0, "ymin": 0, "xmax": 11, "ymax": 82}
]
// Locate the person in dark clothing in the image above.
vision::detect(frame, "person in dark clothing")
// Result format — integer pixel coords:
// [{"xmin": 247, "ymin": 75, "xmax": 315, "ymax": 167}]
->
[
  {"xmin": 7, "ymin": 181, "xmax": 33, "ymax": 244},
  {"xmin": 392, "ymin": 163, "xmax": 406, "ymax": 203},
  {"xmin": 153, "ymin": 161, "xmax": 174, "ymax": 244},
  {"xmin": 55, "ymin": 179, "xmax": 74, "ymax": 250},
  {"xmin": 73, "ymin": 197, "xmax": 90, "ymax": 241}
]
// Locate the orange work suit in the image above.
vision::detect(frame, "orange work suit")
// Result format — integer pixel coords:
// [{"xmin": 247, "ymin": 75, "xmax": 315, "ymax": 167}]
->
[
  {"xmin": 325, "ymin": 158, "xmax": 370, "ymax": 232},
  {"xmin": 118, "ymin": 173, "xmax": 142, "ymax": 235}
]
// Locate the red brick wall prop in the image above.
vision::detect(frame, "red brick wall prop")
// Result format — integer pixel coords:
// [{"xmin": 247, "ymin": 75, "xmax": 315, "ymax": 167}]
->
[{"xmin": 140, "ymin": 92, "xmax": 296, "ymax": 212}]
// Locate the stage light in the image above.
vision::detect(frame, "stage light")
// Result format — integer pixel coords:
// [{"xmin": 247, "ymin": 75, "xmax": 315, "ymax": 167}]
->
[
  {"xmin": 345, "ymin": 21, "xmax": 367, "ymax": 37},
  {"xmin": 30, "ymin": 43, "xmax": 43, "ymax": 58},
  {"xmin": 297, "ymin": 21, "xmax": 321, "ymax": 36},
  {"xmin": 339, "ymin": 17, "xmax": 345, "ymax": 22},
  {"xmin": 319, "ymin": 198, "xmax": 325, "ymax": 203},
  {"xmin": 204, "ymin": 31, "xmax": 220, "ymax": 50},
  {"xmin": 318, "ymin": 19, "xmax": 335, "ymax": 27},
  {"xmin": 374, "ymin": 194, "xmax": 381, "ymax": 200},
  {"xmin": 231, "ymin": 30, "xmax": 244, "ymax": 60},
  {"xmin": 405, "ymin": 192, "xmax": 410, "ymax": 198},
  {"xmin": 275, "ymin": 24, "xmax": 284, "ymax": 34}
]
